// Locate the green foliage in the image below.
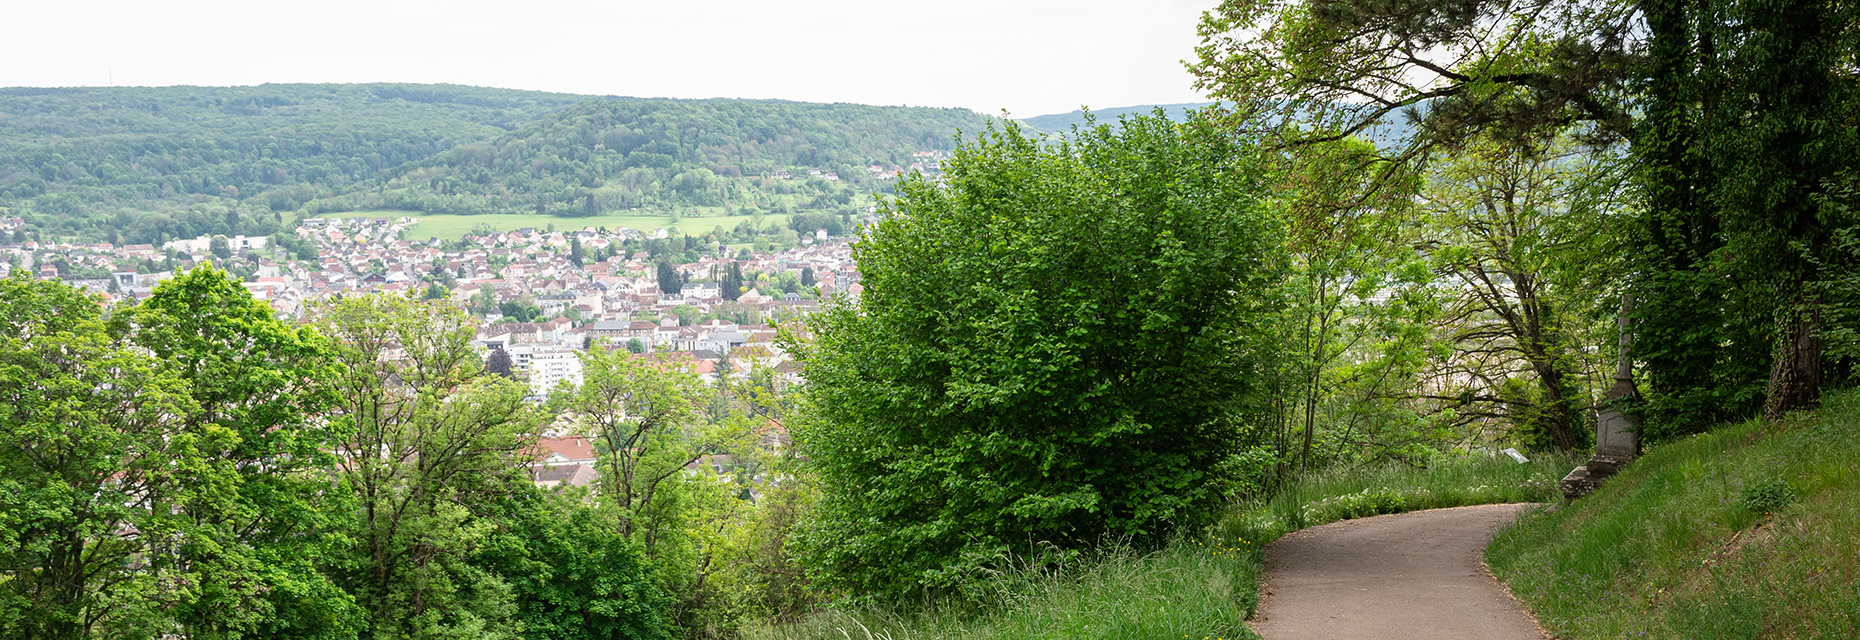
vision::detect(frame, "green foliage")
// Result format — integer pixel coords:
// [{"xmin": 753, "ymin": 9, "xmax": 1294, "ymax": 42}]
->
[
  {"xmin": 340, "ymin": 99, "xmax": 981, "ymax": 219},
  {"xmin": 1740, "ymin": 479, "xmax": 1799, "ymax": 515},
  {"xmin": 498, "ymin": 300, "xmax": 543, "ymax": 322},
  {"xmin": 1487, "ymin": 389, "xmax": 1860, "ymax": 639},
  {"xmin": 122, "ymin": 265, "xmax": 349, "ymax": 637},
  {"xmin": 791, "ymin": 113, "xmax": 1287, "ymax": 599},
  {"xmin": 1299, "ymin": 488, "xmax": 1408, "ymax": 521},
  {"xmin": 0, "ymin": 84, "xmax": 581, "ymax": 244},
  {"xmin": 1629, "ymin": 0, "xmax": 1860, "ymax": 431},
  {"xmin": 549, "ymin": 347, "xmax": 714, "ymax": 540},
  {"xmin": 0, "ymin": 267, "xmax": 354, "ymax": 639},
  {"xmin": 318, "ymin": 293, "xmax": 541, "ymax": 638},
  {"xmin": 656, "ymin": 261, "xmax": 684, "ymax": 295},
  {"xmin": 477, "ymin": 489, "xmax": 674, "ymax": 640},
  {"xmin": 1414, "ymin": 135, "xmax": 1627, "ymax": 451},
  {"xmin": 0, "ymin": 273, "xmax": 198, "ymax": 637}
]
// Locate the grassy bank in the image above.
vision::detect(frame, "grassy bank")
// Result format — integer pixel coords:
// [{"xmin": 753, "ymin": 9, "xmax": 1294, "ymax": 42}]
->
[
  {"xmin": 1487, "ymin": 390, "xmax": 1860, "ymax": 639},
  {"xmin": 746, "ymin": 452, "xmax": 1576, "ymax": 640},
  {"xmin": 310, "ymin": 210, "xmax": 795, "ymax": 241}
]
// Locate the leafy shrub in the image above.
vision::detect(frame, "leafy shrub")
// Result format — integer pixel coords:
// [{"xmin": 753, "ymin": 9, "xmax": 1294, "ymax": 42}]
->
[{"xmin": 790, "ymin": 113, "xmax": 1286, "ymax": 601}]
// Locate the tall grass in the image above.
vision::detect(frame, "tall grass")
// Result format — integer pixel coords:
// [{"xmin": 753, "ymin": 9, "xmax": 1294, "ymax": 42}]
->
[
  {"xmin": 743, "ymin": 540, "xmax": 1257, "ymax": 640},
  {"xmin": 744, "ymin": 451, "xmax": 1577, "ymax": 640},
  {"xmin": 1487, "ymin": 389, "xmax": 1860, "ymax": 639}
]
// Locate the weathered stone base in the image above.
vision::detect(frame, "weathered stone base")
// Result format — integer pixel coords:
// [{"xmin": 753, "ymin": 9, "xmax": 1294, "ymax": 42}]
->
[{"xmin": 1560, "ymin": 454, "xmax": 1634, "ymax": 501}]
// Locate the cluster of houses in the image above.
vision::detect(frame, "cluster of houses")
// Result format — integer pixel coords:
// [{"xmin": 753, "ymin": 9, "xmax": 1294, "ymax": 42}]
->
[
  {"xmin": 8, "ymin": 215, "xmax": 861, "ymax": 490},
  {"xmin": 10, "ymin": 215, "xmax": 859, "ymax": 494}
]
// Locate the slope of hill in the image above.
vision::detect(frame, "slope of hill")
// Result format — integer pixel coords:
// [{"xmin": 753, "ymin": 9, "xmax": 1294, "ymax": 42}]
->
[
  {"xmin": 0, "ymin": 84, "xmax": 994, "ymax": 245},
  {"xmin": 306, "ymin": 98, "xmax": 993, "ymax": 219},
  {"xmin": 1486, "ymin": 392, "xmax": 1860, "ymax": 638}
]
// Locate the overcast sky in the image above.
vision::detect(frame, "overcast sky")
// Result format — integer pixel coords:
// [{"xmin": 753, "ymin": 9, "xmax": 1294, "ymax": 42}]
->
[{"xmin": 1, "ymin": 0, "xmax": 1220, "ymax": 117}]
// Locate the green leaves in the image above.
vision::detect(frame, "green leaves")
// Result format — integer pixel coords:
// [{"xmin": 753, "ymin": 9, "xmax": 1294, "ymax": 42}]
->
[
  {"xmin": 0, "ymin": 268, "xmax": 339, "ymax": 638},
  {"xmin": 318, "ymin": 292, "xmax": 541, "ymax": 638},
  {"xmin": 792, "ymin": 112, "xmax": 1287, "ymax": 600}
]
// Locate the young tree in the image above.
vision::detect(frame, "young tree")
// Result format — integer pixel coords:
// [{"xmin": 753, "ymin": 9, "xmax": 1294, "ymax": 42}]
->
[
  {"xmin": 791, "ymin": 114, "xmax": 1287, "ymax": 598},
  {"xmin": 319, "ymin": 294, "xmax": 539, "ymax": 638},
  {"xmin": 549, "ymin": 348, "xmax": 713, "ymax": 544}
]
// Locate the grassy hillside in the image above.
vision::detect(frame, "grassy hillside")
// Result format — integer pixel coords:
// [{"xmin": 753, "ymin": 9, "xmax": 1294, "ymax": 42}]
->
[
  {"xmin": 0, "ymin": 84, "xmax": 992, "ymax": 245},
  {"xmin": 311, "ymin": 98, "xmax": 983, "ymax": 219},
  {"xmin": 1487, "ymin": 391, "xmax": 1860, "ymax": 639}
]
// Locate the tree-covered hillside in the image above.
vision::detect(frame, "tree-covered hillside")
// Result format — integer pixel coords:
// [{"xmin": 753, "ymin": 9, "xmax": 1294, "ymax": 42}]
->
[
  {"xmin": 309, "ymin": 99, "xmax": 992, "ymax": 218},
  {"xmin": 0, "ymin": 84, "xmax": 994, "ymax": 245}
]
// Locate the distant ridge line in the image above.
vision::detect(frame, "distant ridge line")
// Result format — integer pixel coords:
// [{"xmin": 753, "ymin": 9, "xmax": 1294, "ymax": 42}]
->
[{"xmin": 1017, "ymin": 102, "xmax": 1221, "ymax": 134}]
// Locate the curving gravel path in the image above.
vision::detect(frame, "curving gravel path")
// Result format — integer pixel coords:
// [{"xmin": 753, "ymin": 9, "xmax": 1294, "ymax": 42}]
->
[{"xmin": 1249, "ymin": 503, "xmax": 1547, "ymax": 640}]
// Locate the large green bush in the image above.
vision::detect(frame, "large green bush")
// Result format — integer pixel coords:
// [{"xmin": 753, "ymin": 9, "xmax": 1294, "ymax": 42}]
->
[{"xmin": 788, "ymin": 113, "xmax": 1287, "ymax": 599}]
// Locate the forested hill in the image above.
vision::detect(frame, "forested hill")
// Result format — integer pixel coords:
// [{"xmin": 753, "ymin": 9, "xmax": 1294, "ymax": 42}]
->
[
  {"xmin": 318, "ymin": 98, "xmax": 992, "ymax": 218},
  {"xmin": 0, "ymin": 84, "xmax": 994, "ymax": 245}
]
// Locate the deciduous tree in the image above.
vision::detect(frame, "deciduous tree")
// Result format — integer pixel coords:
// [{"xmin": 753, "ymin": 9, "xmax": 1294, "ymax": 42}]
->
[{"xmin": 319, "ymin": 293, "xmax": 539, "ymax": 638}]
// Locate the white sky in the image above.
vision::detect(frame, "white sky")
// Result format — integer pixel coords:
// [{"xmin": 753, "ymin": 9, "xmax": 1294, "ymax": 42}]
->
[{"xmin": 1, "ymin": 0, "xmax": 1219, "ymax": 118}]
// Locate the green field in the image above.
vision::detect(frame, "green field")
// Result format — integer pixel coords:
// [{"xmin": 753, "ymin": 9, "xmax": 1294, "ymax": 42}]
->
[{"xmin": 311, "ymin": 211, "xmax": 797, "ymax": 242}]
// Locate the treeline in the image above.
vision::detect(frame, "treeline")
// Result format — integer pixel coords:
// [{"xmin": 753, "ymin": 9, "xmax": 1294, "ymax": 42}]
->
[
  {"xmin": 0, "ymin": 267, "xmax": 809, "ymax": 639},
  {"xmin": 0, "ymin": 84, "xmax": 992, "ymax": 245}
]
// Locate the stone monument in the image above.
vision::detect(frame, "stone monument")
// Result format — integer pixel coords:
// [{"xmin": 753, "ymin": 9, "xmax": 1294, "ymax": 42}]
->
[{"xmin": 1561, "ymin": 308, "xmax": 1640, "ymax": 500}]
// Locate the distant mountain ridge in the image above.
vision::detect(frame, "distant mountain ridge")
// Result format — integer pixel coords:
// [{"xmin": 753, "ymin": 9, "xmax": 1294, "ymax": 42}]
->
[
  {"xmin": 1018, "ymin": 101, "xmax": 1416, "ymax": 149},
  {"xmin": 1017, "ymin": 102, "xmax": 1221, "ymax": 134}
]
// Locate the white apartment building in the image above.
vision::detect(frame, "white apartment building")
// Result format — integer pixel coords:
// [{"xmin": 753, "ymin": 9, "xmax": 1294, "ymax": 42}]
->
[{"xmin": 528, "ymin": 347, "xmax": 584, "ymax": 397}]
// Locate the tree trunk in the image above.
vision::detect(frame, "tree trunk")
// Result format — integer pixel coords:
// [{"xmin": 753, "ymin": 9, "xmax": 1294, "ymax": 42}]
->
[{"xmin": 1763, "ymin": 306, "xmax": 1822, "ymax": 421}]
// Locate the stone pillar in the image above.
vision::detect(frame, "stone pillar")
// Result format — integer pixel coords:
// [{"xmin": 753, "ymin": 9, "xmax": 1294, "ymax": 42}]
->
[{"xmin": 1562, "ymin": 301, "xmax": 1639, "ymax": 500}]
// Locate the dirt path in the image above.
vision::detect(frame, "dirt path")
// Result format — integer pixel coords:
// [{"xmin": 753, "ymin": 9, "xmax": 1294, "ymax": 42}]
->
[{"xmin": 1249, "ymin": 503, "xmax": 1547, "ymax": 640}]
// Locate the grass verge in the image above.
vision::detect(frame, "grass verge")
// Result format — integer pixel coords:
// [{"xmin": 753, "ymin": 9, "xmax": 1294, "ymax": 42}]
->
[
  {"xmin": 745, "ymin": 452, "xmax": 1576, "ymax": 640},
  {"xmin": 1486, "ymin": 389, "xmax": 1860, "ymax": 639}
]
